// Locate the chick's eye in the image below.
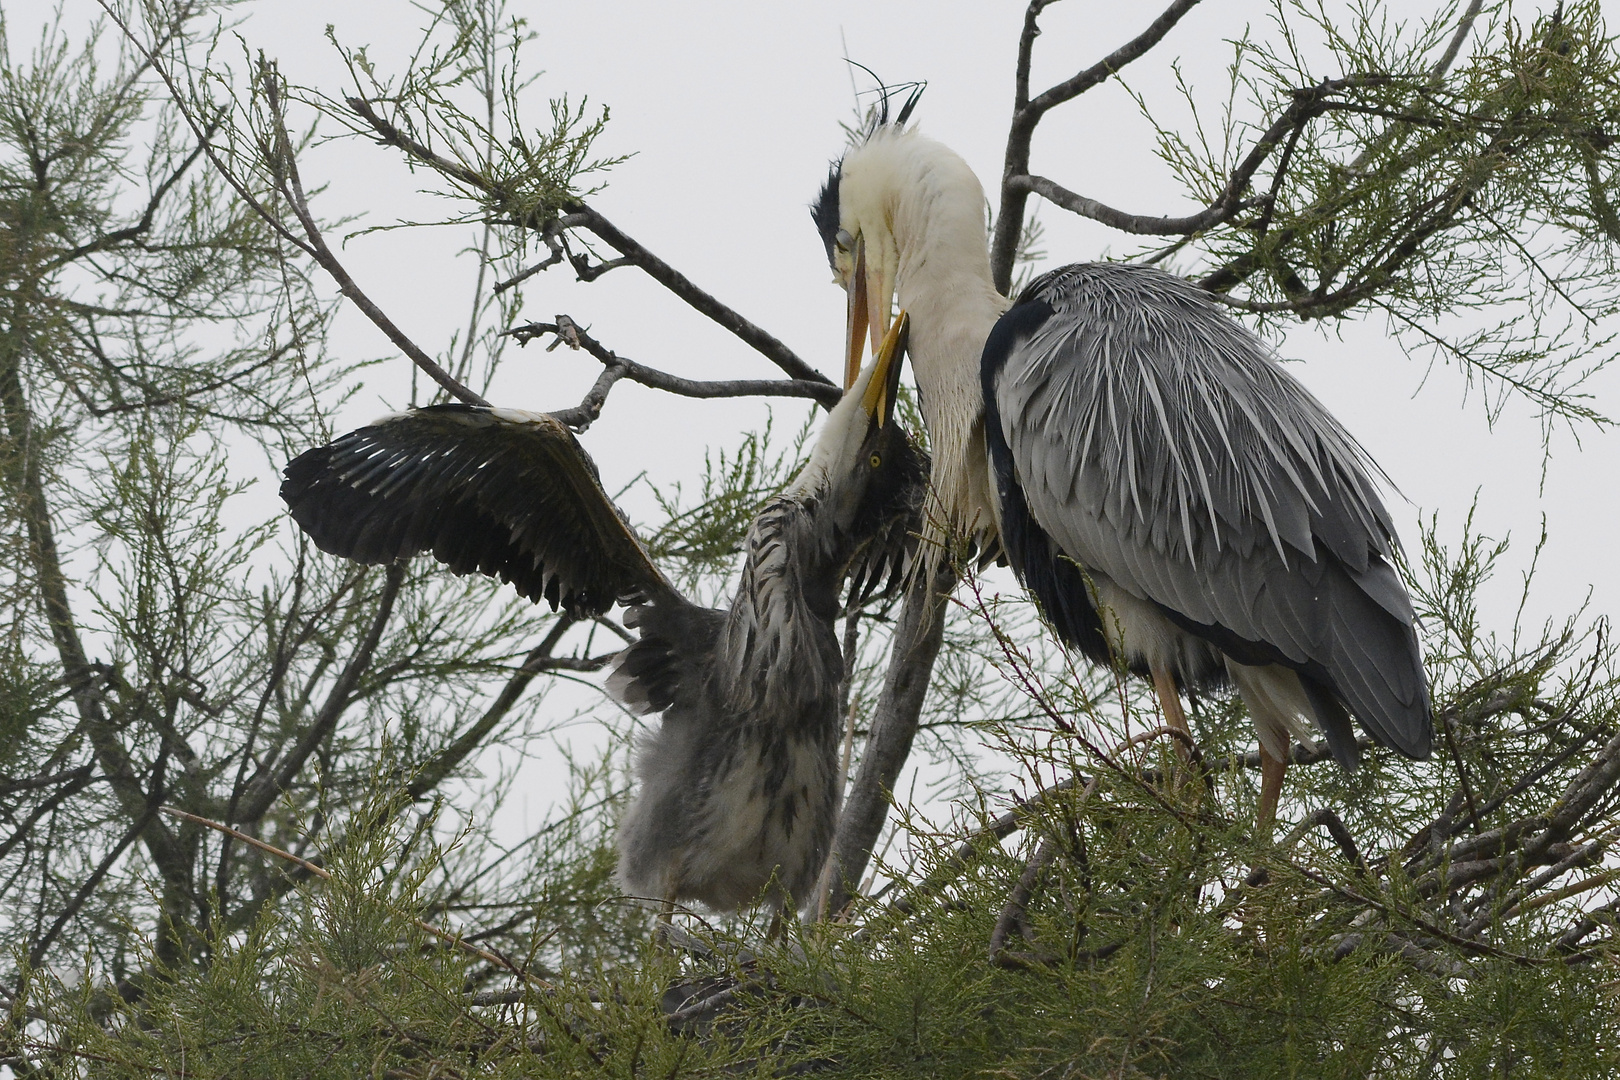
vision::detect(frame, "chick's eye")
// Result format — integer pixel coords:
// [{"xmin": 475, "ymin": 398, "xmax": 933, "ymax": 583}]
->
[
  {"xmin": 869, "ymin": 453, "xmax": 882, "ymax": 469},
  {"xmin": 836, "ymin": 228, "xmax": 855, "ymax": 252}
]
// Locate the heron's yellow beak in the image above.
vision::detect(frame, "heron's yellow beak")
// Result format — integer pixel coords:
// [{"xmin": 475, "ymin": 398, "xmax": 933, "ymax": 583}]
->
[
  {"xmin": 861, "ymin": 310, "xmax": 908, "ymax": 427},
  {"xmin": 845, "ymin": 238, "xmax": 895, "ymax": 388}
]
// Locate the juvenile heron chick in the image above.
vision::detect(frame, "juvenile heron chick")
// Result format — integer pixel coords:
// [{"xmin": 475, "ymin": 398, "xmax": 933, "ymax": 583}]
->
[{"xmin": 280, "ymin": 321, "xmax": 925, "ymax": 913}]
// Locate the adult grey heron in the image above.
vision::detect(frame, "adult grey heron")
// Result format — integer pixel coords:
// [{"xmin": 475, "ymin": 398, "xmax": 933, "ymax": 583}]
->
[
  {"xmin": 279, "ymin": 321, "xmax": 926, "ymax": 912},
  {"xmin": 814, "ymin": 124, "xmax": 1432, "ymax": 825}
]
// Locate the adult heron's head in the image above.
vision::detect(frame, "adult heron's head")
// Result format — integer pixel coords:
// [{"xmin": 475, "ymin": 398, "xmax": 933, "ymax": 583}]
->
[{"xmin": 813, "ymin": 126, "xmax": 993, "ymax": 388}]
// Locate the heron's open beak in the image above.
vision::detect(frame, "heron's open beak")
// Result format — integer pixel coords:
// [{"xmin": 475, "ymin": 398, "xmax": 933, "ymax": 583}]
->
[
  {"xmin": 861, "ymin": 310, "xmax": 908, "ymax": 428},
  {"xmin": 845, "ymin": 238, "xmax": 895, "ymax": 388}
]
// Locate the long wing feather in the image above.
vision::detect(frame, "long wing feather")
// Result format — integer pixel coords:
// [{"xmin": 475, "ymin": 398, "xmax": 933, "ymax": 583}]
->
[
  {"xmin": 988, "ymin": 263, "xmax": 1431, "ymax": 757},
  {"xmin": 281, "ymin": 404, "xmax": 670, "ymax": 616}
]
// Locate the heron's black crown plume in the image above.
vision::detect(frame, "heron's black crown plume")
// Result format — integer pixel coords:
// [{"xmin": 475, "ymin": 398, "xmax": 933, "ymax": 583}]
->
[
  {"xmin": 812, "ymin": 164, "xmax": 842, "ymax": 269},
  {"xmin": 810, "ymin": 68, "xmax": 925, "ymax": 269}
]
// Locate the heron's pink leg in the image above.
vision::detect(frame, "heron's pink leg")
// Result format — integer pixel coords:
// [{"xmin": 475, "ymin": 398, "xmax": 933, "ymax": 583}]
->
[
  {"xmin": 1258, "ymin": 743, "xmax": 1288, "ymax": 834},
  {"xmin": 1150, "ymin": 664, "xmax": 1193, "ymax": 764}
]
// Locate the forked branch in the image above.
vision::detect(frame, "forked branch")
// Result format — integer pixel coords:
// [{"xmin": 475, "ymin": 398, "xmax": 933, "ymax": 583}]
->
[{"xmin": 992, "ymin": 0, "xmax": 1206, "ymax": 290}]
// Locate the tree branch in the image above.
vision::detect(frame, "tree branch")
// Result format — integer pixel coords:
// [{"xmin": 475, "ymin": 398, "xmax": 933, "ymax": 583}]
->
[
  {"xmin": 991, "ymin": 0, "xmax": 1205, "ymax": 290},
  {"xmin": 260, "ymin": 67, "xmax": 488, "ymax": 407},
  {"xmin": 562, "ymin": 206, "xmax": 830, "ymax": 385},
  {"xmin": 407, "ymin": 616, "xmax": 576, "ymax": 799},
  {"xmin": 235, "ymin": 564, "xmax": 405, "ymax": 823},
  {"xmin": 1012, "ymin": 174, "xmax": 1256, "ymax": 236},
  {"xmin": 506, "ymin": 316, "xmax": 841, "ymax": 429},
  {"xmin": 0, "ymin": 330, "xmax": 185, "ymax": 883},
  {"xmin": 1430, "ymin": 0, "xmax": 1486, "ymax": 83},
  {"xmin": 344, "ymin": 96, "xmax": 829, "ymax": 387},
  {"xmin": 46, "ymin": 118, "xmax": 220, "ymax": 270},
  {"xmin": 821, "ymin": 566, "xmax": 954, "ymax": 918},
  {"xmin": 0, "ymin": 769, "xmax": 94, "ymax": 865},
  {"xmin": 26, "ymin": 803, "xmax": 160, "ymax": 971},
  {"xmin": 989, "ymin": 834, "xmax": 1060, "ymax": 968}
]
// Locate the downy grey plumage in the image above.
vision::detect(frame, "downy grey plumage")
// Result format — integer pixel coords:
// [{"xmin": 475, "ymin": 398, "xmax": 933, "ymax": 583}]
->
[{"xmin": 281, "ymin": 340, "xmax": 925, "ymax": 913}]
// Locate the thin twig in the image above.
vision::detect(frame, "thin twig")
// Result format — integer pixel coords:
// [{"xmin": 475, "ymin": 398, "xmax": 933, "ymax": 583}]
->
[{"xmin": 259, "ymin": 67, "xmax": 488, "ymax": 407}]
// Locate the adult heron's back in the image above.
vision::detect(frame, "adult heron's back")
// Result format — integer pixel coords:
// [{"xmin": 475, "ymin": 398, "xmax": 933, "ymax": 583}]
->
[{"xmin": 985, "ymin": 263, "xmax": 1430, "ymax": 765}]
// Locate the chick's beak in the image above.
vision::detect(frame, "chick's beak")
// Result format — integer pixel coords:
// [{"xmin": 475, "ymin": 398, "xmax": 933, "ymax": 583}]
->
[{"xmin": 861, "ymin": 311, "xmax": 908, "ymax": 428}]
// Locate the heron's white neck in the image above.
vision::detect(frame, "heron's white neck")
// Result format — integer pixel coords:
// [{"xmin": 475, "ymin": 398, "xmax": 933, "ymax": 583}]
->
[{"xmin": 844, "ymin": 129, "xmax": 1008, "ymax": 548}]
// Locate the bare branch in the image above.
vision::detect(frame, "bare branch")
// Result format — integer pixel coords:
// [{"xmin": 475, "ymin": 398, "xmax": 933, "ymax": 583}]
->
[
  {"xmin": 562, "ymin": 206, "xmax": 830, "ymax": 385},
  {"xmin": 407, "ymin": 616, "xmax": 577, "ymax": 799},
  {"xmin": 821, "ymin": 566, "xmax": 954, "ymax": 918},
  {"xmin": 491, "ymin": 217, "xmax": 576, "ymax": 294},
  {"xmin": 989, "ymin": 835, "xmax": 1060, "ymax": 968},
  {"xmin": 345, "ymin": 97, "xmax": 830, "ymax": 387},
  {"xmin": 1011, "ymin": 174, "xmax": 1256, "ymax": 236},
  {"xmin": 505, "ymin": 317, "xmax": 841, "ymax": 430},
  {"xmin": 1276, "ymin": 808, "xmax": 1368, "ymax": 873},
  {"xmin": 1430, "ymin": 0, "xmax": 1486, "ymax": 82},
  {"xmin": 991, "ymin": 0, "xmax": 1205, "ymax": 289},
  {"xmin": 1025, "ymin": 0, "xmax": 1206, "ymax": 118}
]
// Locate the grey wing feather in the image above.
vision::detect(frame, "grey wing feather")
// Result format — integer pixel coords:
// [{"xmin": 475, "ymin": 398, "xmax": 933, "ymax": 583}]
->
[
  {"xmin": 605, "ymin": 599, "xmax": 725, "ymax": 715},
  {"xmin": 996, "ymin": 264, "xmax": 1431, "ymax": 756},
  {"xmin": 281, "ymin": 403, "xmax": 669, "ymax": 616}
]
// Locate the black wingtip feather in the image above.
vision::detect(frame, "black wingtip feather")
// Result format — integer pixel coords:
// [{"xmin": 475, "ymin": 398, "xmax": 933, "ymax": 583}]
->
[{"xmin": 280, "ymin": 405, "xmax": 663, "ymax": 619}]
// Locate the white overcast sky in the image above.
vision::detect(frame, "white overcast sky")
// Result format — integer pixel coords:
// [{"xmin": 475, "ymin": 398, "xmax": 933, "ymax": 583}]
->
[
  {"xmin": 31, "ymin": 1, "xmax": 1620, "ymax": 835},
  {"xmin": 227, "ymin": 0, "xmax": 1617, "ymax": 631}
]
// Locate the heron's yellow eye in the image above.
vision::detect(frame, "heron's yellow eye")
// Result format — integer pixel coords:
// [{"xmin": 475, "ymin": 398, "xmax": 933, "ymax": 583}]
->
[{"xmin": 869, "ymin": 453, "xmax": 882, "ymax": 468}]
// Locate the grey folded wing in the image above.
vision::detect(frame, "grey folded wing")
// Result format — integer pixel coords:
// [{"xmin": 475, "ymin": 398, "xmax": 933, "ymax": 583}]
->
[
  {"xmin": 993, "ymin": 263, "xmax": 1432, "ymax": 758},
  {"xmin": 280, "ymin": 403, "xmax": 670, "ymax": 616}
]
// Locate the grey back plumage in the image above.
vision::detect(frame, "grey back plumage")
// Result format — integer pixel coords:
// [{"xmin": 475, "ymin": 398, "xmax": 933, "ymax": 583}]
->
[{"xmin": 987, "ymin": 263, "xmax": 1431, "ymax": 759}]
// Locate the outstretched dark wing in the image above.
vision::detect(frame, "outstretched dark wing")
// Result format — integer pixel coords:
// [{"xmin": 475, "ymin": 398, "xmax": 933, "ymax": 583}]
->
[
  {"xmin": 281, "ymin": 404, "xmax": 670, "ymax": 616},
  {"xmin": 985, "ymin": 263, "xmax": 1432, "ymax": 759}
]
